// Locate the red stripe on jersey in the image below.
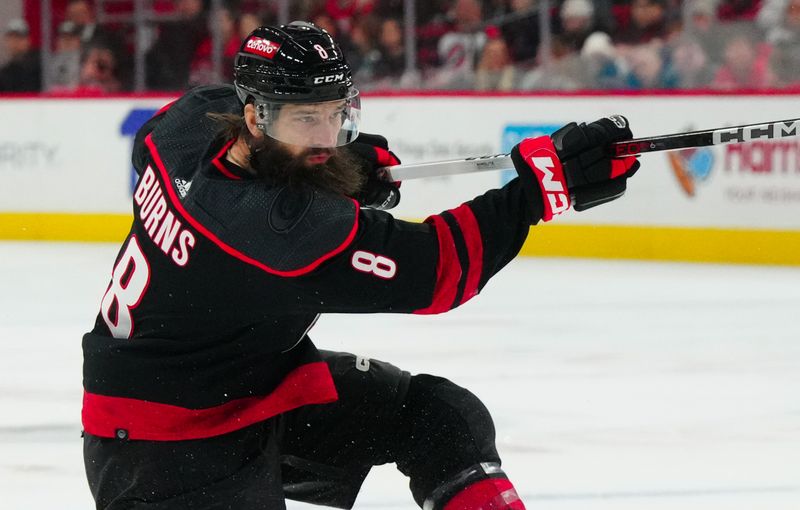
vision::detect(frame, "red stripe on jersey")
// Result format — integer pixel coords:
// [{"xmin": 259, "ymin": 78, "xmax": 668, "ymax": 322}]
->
[
  {"xmin": 444, "ymin": 478, "xmax": 526, "ymax": 510},
  {"xmin": 82, "ymin": 361, "xmax": 338, "ymax": 441},
  {"xmin": 154, "ymin": 99, "xmax": 177, "ymax": 117},
  {"xmin": 210, "ymin": 139, "xmax": 241, "ymax": 180},
  {"xmin": 414, "ymin": 214, "xmax": 462, "ymax": 314},
  {"xmin": 145, "ymin": 133, "xmax": 359, "ymax": 277},
  {"xmin": 449, "ymin": 204, "xmax": 483, "ymax": 304}
]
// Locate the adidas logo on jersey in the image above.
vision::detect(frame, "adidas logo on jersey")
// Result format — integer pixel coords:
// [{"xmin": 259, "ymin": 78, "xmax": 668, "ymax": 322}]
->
[
  {"xmin": 174, "ymin": 178, "xmax": 192, "ymax": 198},
  {"xmin": 135, "ymin": 166, "xmax": 196, "ymax": 267}
]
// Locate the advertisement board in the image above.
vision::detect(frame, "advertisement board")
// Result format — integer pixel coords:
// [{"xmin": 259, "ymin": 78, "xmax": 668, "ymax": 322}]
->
[
  {"xmin": 1, "ymin": 93, "xmax": 798, "ymax": 264},
  {"xmin": 362, "ymin": 94, "xmax": 800, "ymax": 230},
  {"xmin": 0, "ymin": 98, "xmax": 168, "ymax": 213}
]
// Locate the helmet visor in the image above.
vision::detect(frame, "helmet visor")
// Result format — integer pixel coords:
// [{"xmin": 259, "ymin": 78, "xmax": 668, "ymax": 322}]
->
[{"xmin": 255, "ymin": 90, "xmax": 361, "ymax": 149}]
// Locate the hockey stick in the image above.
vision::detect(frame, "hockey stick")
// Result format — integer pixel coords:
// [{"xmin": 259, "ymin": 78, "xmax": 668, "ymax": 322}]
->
[{"xmin": 379, "ymin": 117, "xmax": 800, "ymax": 182}]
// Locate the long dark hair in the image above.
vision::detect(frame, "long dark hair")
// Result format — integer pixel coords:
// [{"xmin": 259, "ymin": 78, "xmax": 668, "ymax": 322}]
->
[{"xmin": 206, "ymin": 111, "xmax": 248, "ymax": 142}]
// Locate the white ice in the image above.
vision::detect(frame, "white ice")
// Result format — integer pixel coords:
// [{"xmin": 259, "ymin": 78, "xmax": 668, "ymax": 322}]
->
[{"xmin": 1, "ymin": 241, "xmax": 799, "ymax": 509}]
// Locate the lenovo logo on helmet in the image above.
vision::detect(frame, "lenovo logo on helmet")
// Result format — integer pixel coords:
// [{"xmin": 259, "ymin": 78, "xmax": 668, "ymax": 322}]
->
[
  {"xmin": 313, "ymin": 73, "xmax": 344, "ymax": 84},
  {"xmin": 244, "ymin": 37, "xmax": 281, "ymax": 59}
]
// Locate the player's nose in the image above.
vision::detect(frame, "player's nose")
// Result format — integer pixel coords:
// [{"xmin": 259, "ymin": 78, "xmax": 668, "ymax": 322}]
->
[{"xmin": 309, "ymin": 123, "xmax": 338, "ymax": 148}]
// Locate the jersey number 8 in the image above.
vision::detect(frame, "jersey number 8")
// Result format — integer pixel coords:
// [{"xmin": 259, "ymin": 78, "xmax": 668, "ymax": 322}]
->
[
  {"xmin": 351, "ymin": 250, "xmax": 396, "ymax": 279},
  {"xmin": 100, "ymin": 236, "xmax": 151, "ymax": 339}
]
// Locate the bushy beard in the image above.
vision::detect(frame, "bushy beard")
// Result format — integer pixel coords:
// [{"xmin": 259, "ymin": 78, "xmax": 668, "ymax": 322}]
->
[{"xmin": 248, "ymin": 137, "xmax": 366, "ymax": 197}]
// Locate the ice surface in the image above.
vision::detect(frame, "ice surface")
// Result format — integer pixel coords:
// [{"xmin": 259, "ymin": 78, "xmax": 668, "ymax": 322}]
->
[{"xmin": 1, "ymin": 241, "xmax": 799, "ymax": 509}]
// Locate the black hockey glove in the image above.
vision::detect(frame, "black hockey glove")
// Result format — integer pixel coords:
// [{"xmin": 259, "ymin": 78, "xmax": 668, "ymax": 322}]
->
[
  {"xmin": 347, "ymin": 133, "xmax": 402, "ymax": 210},
  {"xmin": 510, "ymin": 115, "xmax": 640, "ymax": 222}
]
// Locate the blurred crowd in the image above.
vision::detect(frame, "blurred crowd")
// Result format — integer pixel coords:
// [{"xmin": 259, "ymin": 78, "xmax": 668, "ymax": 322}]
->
[{"xmin": 2, "ymin": 0, "xmax": 800, "ymax": 94}]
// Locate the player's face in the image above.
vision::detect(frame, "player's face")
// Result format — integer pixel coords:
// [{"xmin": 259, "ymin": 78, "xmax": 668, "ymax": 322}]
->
[
  {"xmin": 272, "ymin": 101, "xmax": 347, "ymax": 159},
  {"xmin": 247, "ymin": 130, "xmax": 365, "ymax": 198}
]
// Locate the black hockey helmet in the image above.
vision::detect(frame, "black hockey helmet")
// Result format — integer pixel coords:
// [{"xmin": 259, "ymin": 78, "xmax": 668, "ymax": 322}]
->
[{"xmin": 233, "ymin": 21, "xmax": 361, "ymax": 147}]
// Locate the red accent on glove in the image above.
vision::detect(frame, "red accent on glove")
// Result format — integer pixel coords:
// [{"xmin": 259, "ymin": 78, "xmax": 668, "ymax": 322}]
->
[
  {"xmin": 517, "ymin": 136, "xmax": 571, "ymax": 222},
  {"xmin": 610, "ymin": 156, "xmax": 638, "ymax": 178},
  {"xmin": 373, "ymin": 146, "xmax": 401, "ymax": 189},
  {"xmin": 373, "ymin": 146, "xmax": 400, "ymax": 167}
]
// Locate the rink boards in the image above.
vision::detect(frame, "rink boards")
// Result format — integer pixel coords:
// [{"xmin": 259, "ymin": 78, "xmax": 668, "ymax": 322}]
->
[{"xmin": 1, "ymin": 92, "xmax": 799, "ymax": 265}]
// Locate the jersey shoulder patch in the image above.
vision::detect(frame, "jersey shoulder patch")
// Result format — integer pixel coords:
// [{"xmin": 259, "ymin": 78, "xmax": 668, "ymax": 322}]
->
[{"xmin": 185, "ymin": 177, "xmax": 358, "ymax": 276}]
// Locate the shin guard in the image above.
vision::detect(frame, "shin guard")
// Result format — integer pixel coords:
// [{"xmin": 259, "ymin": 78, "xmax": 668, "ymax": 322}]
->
[{"xmin": 423, "ymin": 463, "xmax": 525, "ymax": 510}]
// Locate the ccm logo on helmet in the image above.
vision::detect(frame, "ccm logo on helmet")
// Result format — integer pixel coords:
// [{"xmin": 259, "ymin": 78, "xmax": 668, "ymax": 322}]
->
[
  {"xmin": 245, "ymin": 37, "xmax": 281, "ymax": 59},
  {"xmin": 313, "ymin": 73, "xmax": 344, "ymax": 84}
]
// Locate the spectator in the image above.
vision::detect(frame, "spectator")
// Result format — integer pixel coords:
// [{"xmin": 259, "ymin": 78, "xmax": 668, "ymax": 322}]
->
[
  {"xmin": 711, "ymin": 28, "xmax": 774, "ymax": 89},
  {"xmin": 189, "ymin": 5, "xmax": 240, "ymax": 87},
  {"xmin": 413, "ymin": 2, "xmax": 454, "ymax": 70},
  {"xmin": 519, "ymin": 35, "xmax": 587, "ymax": 90},
  {"xmin": 375, "ymin": 0, "xmax": 445, "ymax": 26},
  {"xmin": 768, "ymin": 0, "xmax": 800, "ymax": 86},
  {"xmin": 312, "ymin": 12, "xmax": 339, "ymax": 36},
  {"xmin": 77, "ymin": 42, "xmax": 122, "ymax": 93},
  {"xmin": 66, "ymin": 0, "xmax": 101, "ymax": 44},
  {"xmin": 46, "ymin": 21, "xmax": 83, "ymax": 91},
  {"xmin": 483, "ymin": 0, "xmax": 510, "ymax": 20},
  {"xmin": 499, "ymin": 0, "xmax": 541, "ymax": 64},
  {"xmin": 615, "ymin": 0, "xmax": 672, "ymax": 45},
  {"xmin": 717, "ymin": 0, "xmax": 763, "ymax": 20},
  {"xmin": 373, "ymin": 0, "xmax": 404, "ymax": 19},
  {"xmin": 558, "ymin": 0, "xmax": 597, "ymax": 53},
  {"xmin": 325, "ymin": 0, "xmax": 376, "ymax": 34},
  {"xmin": 311, "ymin": 12, "xmax": 358, "ymax": 61},
  {"xmin": 0, "ymin": 19, "xmax": 41, "ymax": 92},
  {"xmin": 623, "ymin": 42, "xmax": 679, "ymax": 89},
  {"xmin": 371, "ymin": 17, "xmax": 406, "ymax": 84},
  {"xmin": 580, "ymin": 31, "xmax": 628, "ymax": 89},
  {"xmin": 65, "ymin": 0, "xmax": 130, "ymax": 90},
  {"xmin": 757, "ymin": 0, "xmax": 789, "ymax": 34},
  {"xmin": 576, "ymin": 0, "xmax": 617, "ymax": 34},
  {"xmin": 433, "ymin": 0, "xmax": 487, "ymax": 88},
  {"xmin": 762, "ymin": 0, "xmax": 799, "ymax": 41},
  {"xmin": 682, "ymin": 0, "xmax": 724, "ymax": 61},
  {"xmin": 348, "ymin": 15, "xmax": 383, "ymax": 79},
  {"xmin": 474, "ymin": 27, "xmax": 517, "ymax": 90},
  {"xmin": 667, "ymin": 35, "xmax": 716, "ymax": 88},
  {"xmin": 238, "ymin": 12, "xmax": 264, "ymax": 40},
  {"xmin": 146, "ymin": 0, "xmax": 208, "ymax": 90}
]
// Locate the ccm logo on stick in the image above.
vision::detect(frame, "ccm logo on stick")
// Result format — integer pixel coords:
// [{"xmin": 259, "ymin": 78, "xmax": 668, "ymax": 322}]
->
[
  {"xmin": 712, "ymin": 121, "xmax": 799, "ymax": 145},
  {"xmin": 528, "ymin": 155, "xmax": 569, "ymax": 217},
  {"xmin": 244, "ymin": 37, "xmax": 281, "ymax": 59}
]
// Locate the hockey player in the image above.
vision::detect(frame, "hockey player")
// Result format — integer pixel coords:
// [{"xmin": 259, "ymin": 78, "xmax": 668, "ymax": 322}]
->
[{"xmin": 82, "ymin": 22, "xmax": 639, "ymax": 510}]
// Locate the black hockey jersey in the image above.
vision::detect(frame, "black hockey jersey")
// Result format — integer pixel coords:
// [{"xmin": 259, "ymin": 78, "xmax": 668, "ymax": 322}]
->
[{"xmin": 82, "ymin": 85, "xmax": 545, "ymax": 441}]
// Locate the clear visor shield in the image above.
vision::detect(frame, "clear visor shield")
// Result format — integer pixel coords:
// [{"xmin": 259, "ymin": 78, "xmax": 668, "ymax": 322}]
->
[{"xmin": 255, "ymin": 91, "xmax": 361, "ymax": 149}]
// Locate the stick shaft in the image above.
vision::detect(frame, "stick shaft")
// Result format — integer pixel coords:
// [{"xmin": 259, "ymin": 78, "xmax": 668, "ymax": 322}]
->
[
  {"xmin": 610, "ymin": 117, "xmax": 800, "ymax": 156},
  {"xmin": 380, "ymin": 117, "xmax": 800, "ymax": 182}
]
